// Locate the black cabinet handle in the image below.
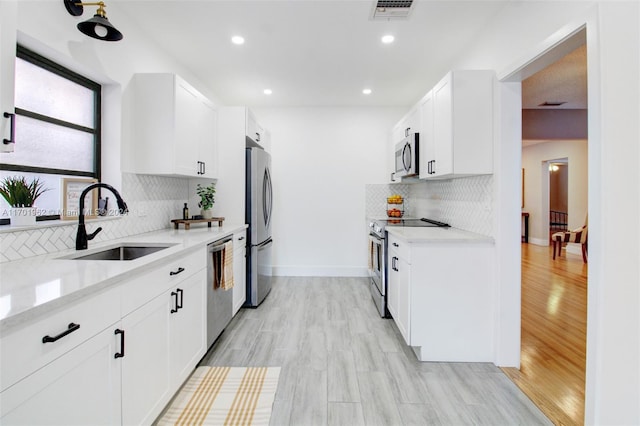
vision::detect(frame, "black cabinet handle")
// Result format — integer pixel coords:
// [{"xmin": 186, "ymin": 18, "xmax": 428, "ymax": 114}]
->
[
  {"xmin": 114, "ymin": 329, "xmax": 125, "ymax": 358},
  {"xmin": 171, "ymin": 291, "xmax": 179, "ymax": 313},
  {"xmin": 202, "ymin": 161, "xmax": 206, "ymax": 175},
  {"xmin": 176, "ymin": 288, "xmax": 184, "ymax": 310},
  {"xmin": 42, "ymin": 323, "xmax": 80, "ymax": 343},
  {"xmin": 392, "ymin": 242, "xmax": 399, "ymax": 247},
  {"xmin": 390, "ymin": 172, "xmax": 396, "ymax": 182},
  {"xmin": 170, "ymin": 267, "xmax": 185, "ymax": 276},
  {"xmin": 431, "ymin": 160, "xmax": 436, "ymax": 174},
  {"xmin": 256, "ymin": 132, "xmax": 261, "ymax": 142},
  {"xmin": 405, "ymin": 127, "xmax": 410, "ymax": 137},
  {"xmin": 238, "ymin": 236, "xmax": 244, "ymax": 241},
  {"xmin": 3, "ymin": 112, "xmax": 15, "ymax": 146}
]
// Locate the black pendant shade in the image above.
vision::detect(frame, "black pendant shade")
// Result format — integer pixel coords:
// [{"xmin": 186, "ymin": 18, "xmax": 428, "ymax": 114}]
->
[
  {"xmin": 77, "ymin": 14, "xmax": 123, "ymax": 41},
  {"xmin": 64, "ymin": 0, "xmax": 123, "ymax": 42}
]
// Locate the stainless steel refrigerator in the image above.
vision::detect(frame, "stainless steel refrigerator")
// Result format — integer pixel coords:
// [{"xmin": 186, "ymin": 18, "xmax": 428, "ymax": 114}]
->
[{"xmin": 245, "ymin": 146, "xmax": 273, "ymax": 307}]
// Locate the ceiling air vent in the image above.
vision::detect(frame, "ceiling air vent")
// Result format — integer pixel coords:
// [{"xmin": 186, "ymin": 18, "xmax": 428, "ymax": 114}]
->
[{"xmin": 370, "ymin": 0, "xmax": 415, "ymax": 20}]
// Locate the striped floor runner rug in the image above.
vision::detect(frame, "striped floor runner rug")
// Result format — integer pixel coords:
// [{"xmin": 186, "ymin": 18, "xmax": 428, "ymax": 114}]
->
[{"xmin": 156, "ymin": 367, "xmax": 280, "ymax": 426}]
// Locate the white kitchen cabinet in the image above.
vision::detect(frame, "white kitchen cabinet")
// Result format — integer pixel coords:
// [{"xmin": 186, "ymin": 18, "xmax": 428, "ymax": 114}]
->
[
  {"xmin": 246, "ymin": 108, "xmax": 265, "ymax": 146},
  {"xmin": 386, "ymin": 232, "xmax": 494, "ymax": 362},
  {"xmin": 0, "ymin": 0, "xmax": 16, "ymax": 153},
  {"xmin": 121, "ymin": 291, "xmax": 172, "ymax": 426},
  {"xmin": 0, "ymin": 325, "xmax": 122, "ymax": 425},
  {"xmin": 232, "ymin": 230, "xmax": 247, "ymax": 315},
  {"xmin": 421, "ymin": 70, "xmax": 494, "ymax": 179},
  {"xmin": 126, "ymin": 73, "xmax": 218, "ymax": 178},
  {"xmin": 121, "ymin": 264, "xmax": 206, "ymax": 426},
  {"xmin": 387, "ymin": 237, "xmax": 410, "ymax": 344},
  {"xmin": 169, "ymin": 270, "xmax": 206, "ymax": 389},
  {"xmin": 389, "ymin": 106, "xmax": 420, "ymax": 183}
]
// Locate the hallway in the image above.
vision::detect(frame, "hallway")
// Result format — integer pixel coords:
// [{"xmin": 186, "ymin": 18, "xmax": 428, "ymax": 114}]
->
[{"xmin": 502, "ymin": 243, "xmax": 588, "ymax": 425}]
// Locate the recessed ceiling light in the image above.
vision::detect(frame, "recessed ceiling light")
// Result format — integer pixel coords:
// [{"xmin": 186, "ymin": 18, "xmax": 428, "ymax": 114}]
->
[
  {"xmin": 363, "ymin": 88, "xmax": 372, "ymax": 95},
  {"xmin": 263, "ymin": 89, "xmax": 272, "ymax": 95},
  {"xmin": 231, "ymin": 36, "xmax": 245, "ymax": 45},
  {"xmin": 381, "ymin": 35, "xmax": 395, "ymax": 44}
]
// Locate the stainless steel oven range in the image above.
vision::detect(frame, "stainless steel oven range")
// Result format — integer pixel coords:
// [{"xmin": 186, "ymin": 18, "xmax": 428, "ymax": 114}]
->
[{"xmin": 367, "ymin": 218, "xmax": 450, "ymax": 318}]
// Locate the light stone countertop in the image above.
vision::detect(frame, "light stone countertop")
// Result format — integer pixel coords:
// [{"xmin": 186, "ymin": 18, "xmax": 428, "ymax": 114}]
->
[
  {"xmin": 385, "ymin": 226, "xmax": 494, "ymax": 243},
  {"xmin": 0, "ymin": 224, "xmax": 247, "ymax": 332}
]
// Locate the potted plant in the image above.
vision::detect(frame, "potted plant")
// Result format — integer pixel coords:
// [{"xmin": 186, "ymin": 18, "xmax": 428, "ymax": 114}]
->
[
  {"xmin": 0, "ymin": 176, "xmax": 50, "ymax": 226},
  {"xmin": 196, "ymin": 182, "xmax": 216, "ymax": 219}
]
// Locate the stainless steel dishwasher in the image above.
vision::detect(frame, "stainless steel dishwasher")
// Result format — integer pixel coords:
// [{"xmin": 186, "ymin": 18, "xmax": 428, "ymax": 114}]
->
[{"xmin": 206, "ymin": 238, "xmax": 233, "ymax": 348}]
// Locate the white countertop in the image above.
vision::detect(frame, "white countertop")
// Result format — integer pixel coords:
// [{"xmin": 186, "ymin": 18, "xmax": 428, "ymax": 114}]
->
[
  {"xmin": 0, "ymin": 224, "xmax": 247, "ymax": 332},
  {"xmin": 386, "ymin": 226, "xmax": 494, "ymax": 243}
]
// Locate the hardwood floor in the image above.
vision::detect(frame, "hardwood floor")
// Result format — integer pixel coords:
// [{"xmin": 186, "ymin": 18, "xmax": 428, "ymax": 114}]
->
[
  {"xmin": 200, "ymin": 276, "xmax": 552, "ymax": 425},
  {"xmin": 502, "ymin": 243, "xmax": 588, "ymax": 426}
]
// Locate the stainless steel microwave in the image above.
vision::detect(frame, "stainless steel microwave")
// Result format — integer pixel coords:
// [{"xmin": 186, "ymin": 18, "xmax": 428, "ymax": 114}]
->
[{"xmin": 394, "ymin": 133, "xmax": 419, "ymax": 178}]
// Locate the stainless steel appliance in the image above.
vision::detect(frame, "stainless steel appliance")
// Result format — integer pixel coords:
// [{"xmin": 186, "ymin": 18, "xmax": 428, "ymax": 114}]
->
[
  {"xmin": 206, "ymin": 238, "xmax": 233, "ymax": 348},
  {"xmin": 394, "ymin": 132, "xmax": 419, "ymax": 178},
  {"xmin": 245, "ymin": 146, "xmax": 273, "ymax": 307},
  {"xmin": 367, "ymin": 218, "xmax": 450, "ymax": 317}
]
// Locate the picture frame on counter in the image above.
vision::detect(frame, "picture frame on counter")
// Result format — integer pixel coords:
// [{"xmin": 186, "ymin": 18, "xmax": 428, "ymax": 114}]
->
[{"xmin": 61, "ymin": 178, "xmax": 98, "ymax": 220}]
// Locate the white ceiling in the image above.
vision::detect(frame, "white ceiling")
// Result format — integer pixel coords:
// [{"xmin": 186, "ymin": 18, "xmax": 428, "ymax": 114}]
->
[{"xmin": 116, "ymin": 0, "xmax": 509, "ymax": 107}]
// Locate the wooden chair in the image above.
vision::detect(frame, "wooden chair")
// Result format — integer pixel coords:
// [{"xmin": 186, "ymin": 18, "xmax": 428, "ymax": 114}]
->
[{"xmin": 552, "ymin": 225, "xmax": 588, "ymax": 263}]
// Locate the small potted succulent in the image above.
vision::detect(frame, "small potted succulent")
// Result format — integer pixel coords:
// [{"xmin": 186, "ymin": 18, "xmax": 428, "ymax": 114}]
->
[
  {"xmin": 196, "ymin": 182, "xmax": 216, "ymax": 219},
  {"xmin": 0, "ymin": 176, "xmax": 50, "ymax": 226}
]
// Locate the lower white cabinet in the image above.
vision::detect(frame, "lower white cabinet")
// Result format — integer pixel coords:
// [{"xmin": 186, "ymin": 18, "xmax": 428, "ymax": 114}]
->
[
  {"xmin": 122, "ymin": 269, "xmax": 206, "ymax": 426},
  {"xmin": 1, "ymin": 248, "xmax": 208, "ymax": 426},
  {"xmin": 387, "ymin": 232, "xmax": 494, "ymax": 362},
  {"xmin": 0, "ymin": 325, "xmax": 122, "ymax": 425},
  {"xmin": 232, "ymin": 230, "xmax": 247, "ymax": 315}
]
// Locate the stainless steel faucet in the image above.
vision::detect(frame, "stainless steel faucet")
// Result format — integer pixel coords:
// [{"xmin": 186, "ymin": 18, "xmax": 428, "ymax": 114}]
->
[{"xmin": 76, "ymin": 183, "xmax": 128, "ymax": 250}]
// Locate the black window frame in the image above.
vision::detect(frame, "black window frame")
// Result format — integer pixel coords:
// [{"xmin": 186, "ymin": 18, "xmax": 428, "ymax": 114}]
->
[{"xmin": 0, "ymin": 45, "xmax": 102, "ymax": 223}]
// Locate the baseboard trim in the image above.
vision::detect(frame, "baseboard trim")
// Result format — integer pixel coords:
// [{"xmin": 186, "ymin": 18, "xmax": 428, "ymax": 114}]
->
[
  {"xmin": 273, "ymin": 265, "xmax": 368, "ymax": 277},
  {"xmin": 528, "ymin": 237, "xmax": 549, "ymax": 246}
]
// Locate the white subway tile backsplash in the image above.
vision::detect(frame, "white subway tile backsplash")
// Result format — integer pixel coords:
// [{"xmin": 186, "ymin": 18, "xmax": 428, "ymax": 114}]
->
[{"xmin": 0, "ymin": 174, "xmax": 189, "ymax": 263}]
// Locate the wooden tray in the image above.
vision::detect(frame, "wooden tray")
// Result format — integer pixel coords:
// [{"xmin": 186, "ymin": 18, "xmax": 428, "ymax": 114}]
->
[{"xmin": 171, "ymin": 217, "xmax": 225, "ymax": 230}]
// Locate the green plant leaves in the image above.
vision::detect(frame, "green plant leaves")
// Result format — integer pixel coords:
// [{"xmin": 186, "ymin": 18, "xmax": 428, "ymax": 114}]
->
[{"xmin": 0, "ymin": 176, "xmax": 50, "ymax": 207}]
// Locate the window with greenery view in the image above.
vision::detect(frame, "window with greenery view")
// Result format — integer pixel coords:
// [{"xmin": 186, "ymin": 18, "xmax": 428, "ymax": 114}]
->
[{"xmin": 0, "ymin": 45, "xmax": 101, "ymax": 223}]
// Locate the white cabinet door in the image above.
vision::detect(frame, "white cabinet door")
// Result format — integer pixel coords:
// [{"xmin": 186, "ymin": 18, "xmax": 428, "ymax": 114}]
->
[
  {"xmin": 419, "ymin": 91, "xmax": 435, "ymax": 179},
  {"xmin": 387, "ymin": 252, "xmax": 399, "ymax": 320},
  {"xmin": 127, "ymin": 73, "xmax": 218, "ymax": 178},
  {"xmin": 395, "ymin": 255, "xmax": 411, "ymax": 345},
  {"xmin": 0, "ymin": 326, "xmax": 122, "ymax": 425},
  {"xmin": 432, "ymin": 73, "xmax": 454, "ymax": 177},
  {"xmin": 232, "ymin": 231, "xmax": 247, "ymax": 315},
  {"xmin": 246, "ymin": 108, "xmax": 264, "ymax": 145},
  {"xmin": 169, "ymin": 271, "xmax": 206, "ymax": 389},
  {"xmin": 0, "ymin": 0, "xmax": 16, "ymax": 153},
  {"xmin": 121, "ymin": 294, "xmax": 172, "ymax": 426},
  {"xmin": 174, "ymin": 78, "xmax": 202, "ymax": 176}
]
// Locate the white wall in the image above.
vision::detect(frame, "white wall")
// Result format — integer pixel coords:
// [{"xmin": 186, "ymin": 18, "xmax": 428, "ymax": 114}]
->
[
  {"xmin": 522, "ymin": 140, "xmax": 588, "ymax": 245},
  {"xmin": 253, "ymin": 107, "xmax": 404, "ymax": 276},
  {"xmin": 451, "ymin": 1, "xmax": 639, "ymax": 424}
]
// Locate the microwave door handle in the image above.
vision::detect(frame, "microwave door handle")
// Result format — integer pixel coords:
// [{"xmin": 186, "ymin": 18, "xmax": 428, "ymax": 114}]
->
[{"xmin": 402, "ymin": 143, "xmax": 411, "ymax": 172}]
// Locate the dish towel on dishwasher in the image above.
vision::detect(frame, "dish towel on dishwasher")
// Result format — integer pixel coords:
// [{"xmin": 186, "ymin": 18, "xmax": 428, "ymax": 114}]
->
[{"xmin": 221, "ymin": 240, "xmax": 234, "ymax": 290}]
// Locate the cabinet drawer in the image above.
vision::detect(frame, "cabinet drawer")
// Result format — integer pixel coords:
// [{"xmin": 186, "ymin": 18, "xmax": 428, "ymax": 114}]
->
[
  {"xmin": 121, "ymin": 249, "xmax": 205, "ymax": 316},
  {"xmin": 0, "ymin": 286, "xmax": 121, "ymax": 392},
  {"xmin": 388, "ymin": 234, "xmax": 410, "ymax": 262},
  {"xmin": 233, "ymin": 231, "xmax": 246, "ymax": 253}
]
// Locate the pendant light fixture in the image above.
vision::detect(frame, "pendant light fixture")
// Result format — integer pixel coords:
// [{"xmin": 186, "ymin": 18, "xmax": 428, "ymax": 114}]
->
[{"xmin": 63, "ymin": 0, "xmax": 123, "ymax": 42}]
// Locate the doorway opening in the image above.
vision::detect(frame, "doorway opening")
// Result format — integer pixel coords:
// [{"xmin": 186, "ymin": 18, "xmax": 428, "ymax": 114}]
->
[{"xmin": 501, "ymin": 28, "xmax": 589, "ymax": 426}]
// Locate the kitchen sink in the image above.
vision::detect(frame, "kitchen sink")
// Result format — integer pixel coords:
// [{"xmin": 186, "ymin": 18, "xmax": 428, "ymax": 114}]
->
[{"xmin": 61, "ymin": 243, "xmax": 175, "ymax": 261}]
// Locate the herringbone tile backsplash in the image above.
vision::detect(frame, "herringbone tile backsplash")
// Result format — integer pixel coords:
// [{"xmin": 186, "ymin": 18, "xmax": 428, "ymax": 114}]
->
[
  {"xmin": 0, "ymin": 174, "xmax": 188, "ymax": 263},
  {"xmin": 365, "ymin": 175, "xmax": 493, "ymax": 236}
]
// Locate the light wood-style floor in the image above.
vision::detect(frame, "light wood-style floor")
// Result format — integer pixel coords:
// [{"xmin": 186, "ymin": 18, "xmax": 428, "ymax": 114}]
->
[
  {"xmin": 502, "ymin": 243, "xmax": 588, "ymax": 426},
  {"xmin": 201, "ymin": 276, "xmax": 552, "ymax": 425}
]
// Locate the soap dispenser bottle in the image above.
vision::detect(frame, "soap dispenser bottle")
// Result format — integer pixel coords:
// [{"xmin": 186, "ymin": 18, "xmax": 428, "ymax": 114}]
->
[{"xmin": 183, "ymin": 203, "xmax": 189, "ymax": 220}]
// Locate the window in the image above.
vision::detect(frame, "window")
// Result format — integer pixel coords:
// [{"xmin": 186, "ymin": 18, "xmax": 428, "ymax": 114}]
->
[{"xmin": 0, "ymin": 46, "xmax": 101, "ymax": 223}]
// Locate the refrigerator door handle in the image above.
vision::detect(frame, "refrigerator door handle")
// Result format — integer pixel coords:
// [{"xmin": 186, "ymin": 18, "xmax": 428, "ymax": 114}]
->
[{"xmin": 255, "ymin": 238, "xmax": 273, "ymax": 249}]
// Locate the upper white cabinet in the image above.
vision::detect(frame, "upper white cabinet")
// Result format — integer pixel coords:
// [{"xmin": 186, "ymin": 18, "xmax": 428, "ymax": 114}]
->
[
  {"xmin": 420, "ymin": 70, "xmax": 494, "ymax": 179},
  {"xmin": 0, "ymin": 1, "xmax": 16, "ymax": 153},
  {"xmin": 126, "ymin": 73, "xmax": 218, "ymax": 178},
  {"xmin": 246, "ymin": 108, "xmax": 265, "ymax": 146},
  {"xmin": 389, "ymin": 106, "xmax": 420, "ymax": 183}
]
